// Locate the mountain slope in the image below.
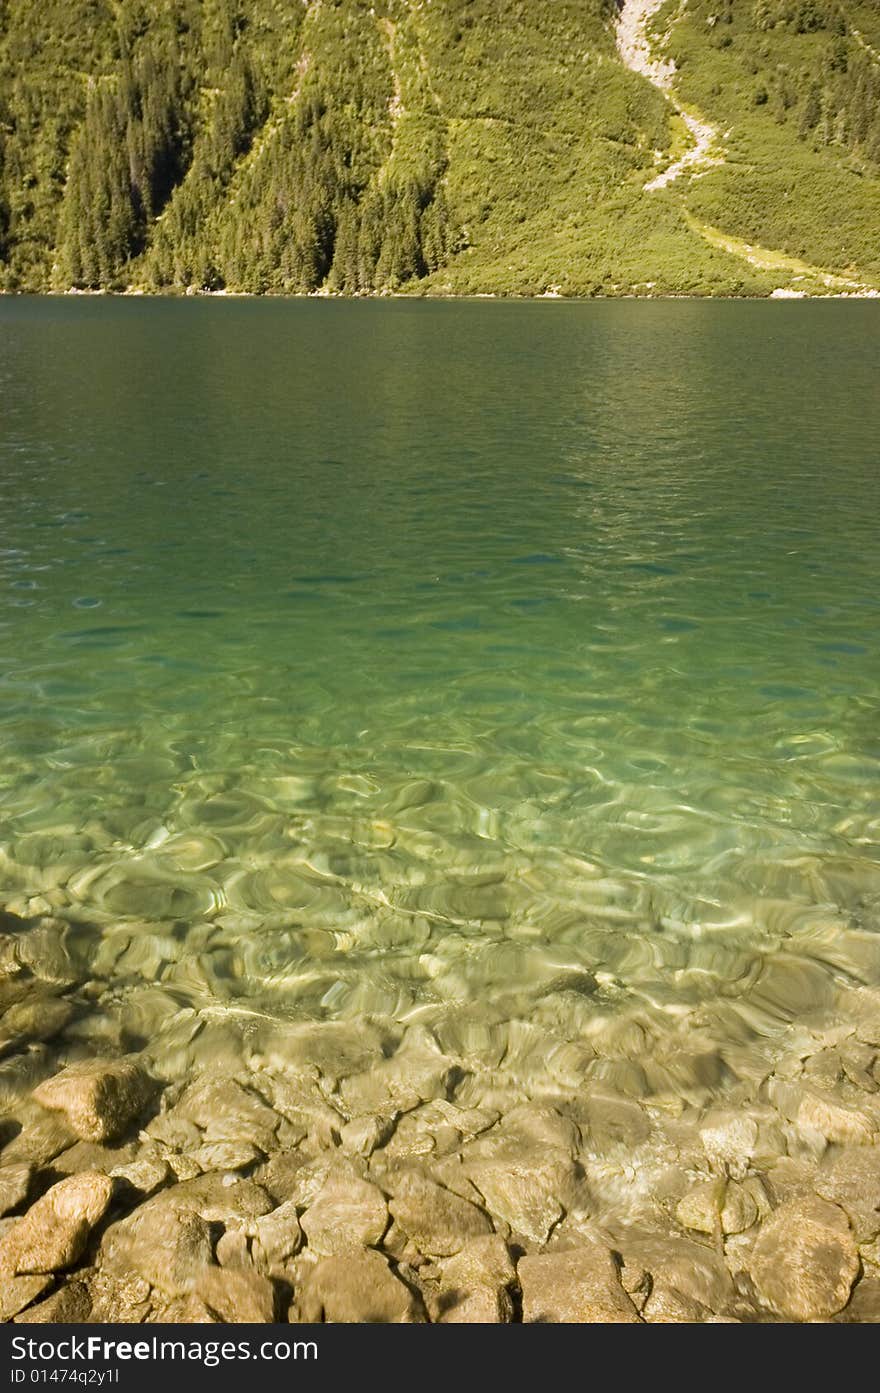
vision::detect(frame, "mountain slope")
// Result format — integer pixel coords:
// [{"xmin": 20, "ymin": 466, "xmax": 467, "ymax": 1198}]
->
[
  {"xmin": 661, "ymin": 0, "xmax": 880, "ymax": 288},
  {"xmin": 0, "ymin": 0, "xmax": 877, "ymax": 296}
]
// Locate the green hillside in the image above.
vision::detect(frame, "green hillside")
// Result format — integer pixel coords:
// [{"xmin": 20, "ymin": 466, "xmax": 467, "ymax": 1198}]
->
[{"xmin": 0, "ymin": 0, "xmax": 878, "ymax": 296}]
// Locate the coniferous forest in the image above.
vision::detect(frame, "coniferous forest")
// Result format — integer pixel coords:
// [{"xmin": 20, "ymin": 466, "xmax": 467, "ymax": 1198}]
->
[{"xmin": 1, "ymin": 0, "xmax": 880, "ymax": 297}]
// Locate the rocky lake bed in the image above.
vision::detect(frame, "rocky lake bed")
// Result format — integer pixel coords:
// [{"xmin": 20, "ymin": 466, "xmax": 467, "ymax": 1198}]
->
[{"xmin": 1, "ymin": 897, "xmax": 879, "ymax": 1325}]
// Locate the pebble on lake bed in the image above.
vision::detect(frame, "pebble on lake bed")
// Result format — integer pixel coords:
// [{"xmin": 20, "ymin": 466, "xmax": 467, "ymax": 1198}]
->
[{"xmin": 676, "ymin": 1178, "xmax": 759, "ymax": 1236}]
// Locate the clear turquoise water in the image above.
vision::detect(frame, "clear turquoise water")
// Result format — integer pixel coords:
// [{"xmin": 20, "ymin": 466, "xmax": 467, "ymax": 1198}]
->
[{"xmin": 1, "ymin": 297, "xmax": 879, "ymax": 1087}]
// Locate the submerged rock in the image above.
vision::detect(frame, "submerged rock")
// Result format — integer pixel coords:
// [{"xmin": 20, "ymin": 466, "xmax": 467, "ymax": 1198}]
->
[
  {"xmin": 300, "ymin": 1173, "xmax": 388, "ymax": 1256},
  {"xmin": 33, "ymin": 1057, "xmax": 155, "ymax": 1142},
  {"xmin": 253, "ymin": 1150, "xmax": 314, "ymax": 1205},
  {"xmin": 3, "ymin": 798, "xmax": 880, "ymax": 1330},
  {"xmin": 465, "ymin": 1159, "xmax": 564, "ymax": 1244},
  {"xmin": 152, "ymin": 1174, "xmax": 273, "ymax": 1226},
  {"xmin": 835, "ymin": 1278, "xmax": 880, "ymax": 1323},
  {"xmin": 577, "ymin": 1092, "xmax": 651, "ymax": 1156},
  {"xmin": 145, "ymin": 1113, "xmax": 202, "ymax": 1151},
  {"xmin": 215, "ymin": 1229, "xmax": 249, "ymax": 1270},
  {"xmin": 0, "ymin": 915, "xmax": 76, "ymax": 987},
  {"xmin": 0, "ymin": 1163, "xmax": 32, "ymax": 1217},
  {"xmin": 388, "ymin": 1170, "xmax": 492, "ymax": 1258},
  {"xmin": 87, "ymin": 1272, "xmax": 152, "ymax": 1324},
  {"xmin": 519, "ymin": 1239, "xmax": 640, "ymax": 1323},
  {"xmin": 1, "ymin": 1112, "xmax": 76, "ymax": 1168},
  {"xmin": 340, "ymin": 1027, "xmax": 455, "ymax": 1116},
  {"xmin": 339, "ymin": 1113, "xmax": 395, "ymax": 1158},
  {"xmin": 191, "ymin": 1139, "xmax": 264, "ymax": 1172},
  {"xmin": 796, "ymin": 1091, "xmax": 875, "ymax": 1148},
  {"xmin": 436, "ymin": 1286, "xmax": 510, "ymax": 1322},
  {"xmin": 749, "ymin": 1196, "xmax": 859, "ymax": 1320},
  {"xmin": 293, "ymin": 1249, "xmax": 426, "ymax": 1323},
  {"xmin": 0, "ymin": 1274, "xmax": 52, "ymax": 1322},
  {"xmin": 676, "ymin": 1178, "xmax": 759, "ymax": 1236},
  {"xmin": 815, "ymin": 1146, "xmax": 880, "ymax": 1242},
  {"xmin": 620, "ymin": 1232, "xmax": 735, "ymax": 1322},
  {"xmin": 0, "ymin": 994, "xmax": 73, "ymax": 1056},
  {"xmin": 102, "ymin": 1200, "xmax": 214, "ymax": 1296},
  {"xmin": 698, "ymin": 1111, "xmax": 758, "ymax": 1179},
  {"xmin": 174, "ymin": 1076, "xmax": 279, "ymax": 1152},
  {"xmin": 435, "ymin": 1235, "xmax": 516, "ymax": 1323},
  {"xmin": 195, "ymin": 1266, "xmax": 276, "ymax": 1323},
  {"xmin": 251, "ymin": 1198, "xmax": 303, "ymax": 1271},
  {"xmin": 261, "ymin": 1020, "xmax": 387, "ymax": 1085},
  {"xmin": 0, "ymin": 1172, "xmax": 113, "ymax": 1275},
  {"xmin": 53, "ymin": 1139, "xmax": 138, "ymax": 1176},
  {"xmin": 110, "ymin": 1154, "xmax": 171, "ymax": 1198},
  {"xmin": 14, "ymin": 1280, "xmax": 92, "ymax": 1323},
  {"xmin": 458, "ymin": 1103, "xmax": 583, "ymax": 1243}
]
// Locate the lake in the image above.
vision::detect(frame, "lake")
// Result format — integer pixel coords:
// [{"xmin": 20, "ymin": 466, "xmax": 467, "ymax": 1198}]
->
[{"xmin": 1, "ymin": 296, "xmax": 879, "ymax": 1318}]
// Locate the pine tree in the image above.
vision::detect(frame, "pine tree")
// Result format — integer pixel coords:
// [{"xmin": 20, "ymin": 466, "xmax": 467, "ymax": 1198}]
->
[
  {"xmin": 328, "ymin": 197, "xmax": 360, "ymax": 291},
  {"xmin": 356, "ymin": 193, "xmax": 382, "ymax": 290},
  {"xmin": 420, "ymin": 190, "xmax": 451, "ymax": 273}
]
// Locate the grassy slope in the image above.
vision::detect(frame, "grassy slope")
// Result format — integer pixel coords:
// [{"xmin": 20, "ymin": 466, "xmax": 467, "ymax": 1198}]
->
[
  {"xmin": 0, "ymin": 0, "xmax": 878, "ymax": 295},
  {"xmin": 411, "ymin": 0, "xmax": 767, "ymax": 296},
  {"xmin": 668, "ymin": 0, "xmax": 880, "ymax": 283}
]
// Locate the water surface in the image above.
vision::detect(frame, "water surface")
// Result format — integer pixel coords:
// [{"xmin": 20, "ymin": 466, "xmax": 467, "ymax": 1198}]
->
[{"xmin": 2, "ymin": 297, "xmax": 879, "ymax": 1125}]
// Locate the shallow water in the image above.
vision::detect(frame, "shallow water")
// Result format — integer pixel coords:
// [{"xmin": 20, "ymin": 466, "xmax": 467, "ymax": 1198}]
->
[{"xmin": 2, "ymin": 298, "xmax": 880, "ymax": 1165}]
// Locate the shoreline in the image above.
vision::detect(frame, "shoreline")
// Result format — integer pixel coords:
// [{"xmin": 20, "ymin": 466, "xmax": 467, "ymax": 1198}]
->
[{"xmin": 1, "ymin": 287, "xmax": 879, "ymax": 302}]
